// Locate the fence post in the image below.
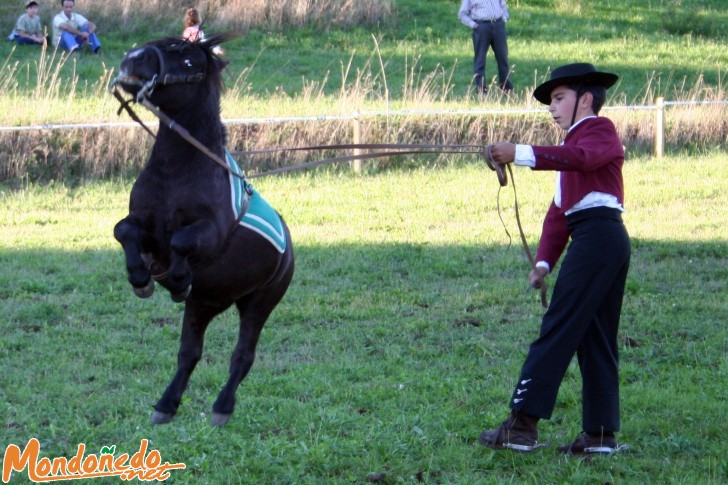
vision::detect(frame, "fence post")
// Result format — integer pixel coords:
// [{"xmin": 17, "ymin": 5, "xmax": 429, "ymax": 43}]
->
[
  {"xmin": 352, "ymin": 112, "xmax": 362, "ymax": 174},
  {"xmin": 654, "ymin": 96, "xmax": 665, "ymax": 158}
]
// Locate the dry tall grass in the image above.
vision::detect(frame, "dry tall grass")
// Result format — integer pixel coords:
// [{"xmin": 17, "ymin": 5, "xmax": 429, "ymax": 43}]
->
[
  {"xmin": 2, "ymin": 95, "xmax": 724, "ymax": 184},
  {"xmin": 85, "ymin": 0, "xmax": 393, "ymax": 32},
  {"xmin": 2, "ymin": 55, "xmax": 726, "ymax": 183},
  {"xmin": 0, "ymin": 29, "xmax": 725, "ymax": 184}
]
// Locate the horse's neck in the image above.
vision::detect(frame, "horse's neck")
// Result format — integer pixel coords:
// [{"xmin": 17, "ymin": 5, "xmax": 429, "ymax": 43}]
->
[{"xmin": 154, "ymin": 109, "xmax": 226, "ymax": 160}]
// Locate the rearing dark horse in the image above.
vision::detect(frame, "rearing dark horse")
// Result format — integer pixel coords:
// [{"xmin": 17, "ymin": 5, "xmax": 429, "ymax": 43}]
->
[{"xmin": 111, "ymin": 34, "xmax": 294, "ymax": 426}]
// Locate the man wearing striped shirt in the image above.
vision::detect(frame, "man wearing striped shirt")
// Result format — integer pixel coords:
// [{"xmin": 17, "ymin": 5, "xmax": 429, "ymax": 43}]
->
[{"xmin": 458, "ymin": 0, "xmax": 513, "ymax": 94}]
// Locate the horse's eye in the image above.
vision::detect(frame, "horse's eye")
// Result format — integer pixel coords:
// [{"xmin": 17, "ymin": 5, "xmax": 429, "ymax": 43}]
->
[{"xmin": 183, "ymin": 59, "xmax": 193, "ymax": 68}]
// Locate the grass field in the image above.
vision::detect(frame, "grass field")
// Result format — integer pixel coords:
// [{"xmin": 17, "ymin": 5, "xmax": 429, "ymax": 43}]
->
[
  {"xmin": 0, "ymin": 0, "xmax": 725, "ymax": 186},
  {"xmin": 1, "ymin": 154, "xmax": 726, "ymax": 483},
  {"xmin": 1, "ymin": 0, "xmax": 726, "ymax": 482},
  {"xmin": 0, "ymin": 0, "xmax": 726, "ymax": 125},
  {"xmin": 1, "ymin": 0, "xmax": 724, "ymax": 185}
]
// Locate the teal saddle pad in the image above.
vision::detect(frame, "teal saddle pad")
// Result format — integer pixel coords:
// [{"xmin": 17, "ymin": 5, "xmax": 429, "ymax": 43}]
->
[{"xmin": 227, "ymin": 150, "xmax": 287, "ymax": 254}]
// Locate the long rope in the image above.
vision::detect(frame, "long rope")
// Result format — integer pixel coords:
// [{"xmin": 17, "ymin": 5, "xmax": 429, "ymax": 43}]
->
[
  {"xmin": 115, "ymin": 91, "xmax": 547, "ymax": 308},
  {"xmin": 507, "ymin": 164, "xmax": 548, "ymax": 308},
  {"xmin": 486, "ymin": 146, "xmax": 549, "ymax": 309}
]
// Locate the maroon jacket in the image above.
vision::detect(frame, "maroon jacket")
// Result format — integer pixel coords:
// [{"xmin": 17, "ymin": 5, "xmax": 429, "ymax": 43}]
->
[{"xmin": 531, "ymin": 116, "xmax": 625, "ymax": 269}]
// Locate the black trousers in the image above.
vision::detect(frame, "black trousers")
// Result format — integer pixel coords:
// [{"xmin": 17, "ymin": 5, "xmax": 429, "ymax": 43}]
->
[
  {"xmin": 510, "ymin": 207, "xmax": 630, "ymax": 433},
  {"xmin": 472, "ymin": 20, "xmax": 512, "ymax": 91}
]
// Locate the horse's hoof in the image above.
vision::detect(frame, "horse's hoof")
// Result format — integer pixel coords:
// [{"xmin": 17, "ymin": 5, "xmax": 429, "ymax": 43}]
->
[
  {"xmin": 171, "ymin": 284, "xmax": 192, "ymax": 302},
  {"xmin": 133, "ymin": 280, "xmax": 155, "ymax": 298},
  {"xmin": 151, "ymin": 411, "xmax": 174, "ymax": 425},
  {"xmin": 210, "ymin": 412, "xmax": 231, "ymax": 426}
]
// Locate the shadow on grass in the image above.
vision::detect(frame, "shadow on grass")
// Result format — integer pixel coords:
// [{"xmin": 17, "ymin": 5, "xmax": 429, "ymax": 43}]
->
[{"xmin": 0, "ymin": 239, "xmax": 725, "ymax": 480}]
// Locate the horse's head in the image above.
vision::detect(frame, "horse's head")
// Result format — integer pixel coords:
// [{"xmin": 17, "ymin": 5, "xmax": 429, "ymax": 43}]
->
[{"xmin": 113, "ymin": 33, "xmax": 238, "ymax": 111}]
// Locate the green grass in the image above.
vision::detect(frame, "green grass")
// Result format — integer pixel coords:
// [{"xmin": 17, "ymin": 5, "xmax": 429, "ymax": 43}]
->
[
  {"xmin": 1, "ymin": 1, "xmax": 724, "ymax": 184},
  {"xmin": 0, "ymin": 0, "xmax": 726, "ymax": 481},
  {"xmin": 1, "ymin": 154, "xmax": 726, "ymax": 483},
  {"xmin": 0, "ymin": 0, "xmax": 726, "ymax": 126}
]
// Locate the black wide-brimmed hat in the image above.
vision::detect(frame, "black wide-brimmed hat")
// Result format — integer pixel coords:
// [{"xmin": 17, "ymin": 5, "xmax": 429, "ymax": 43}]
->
[{"xmin": 533, "ymin": 63, "xmax": 618, "ymax": 105}]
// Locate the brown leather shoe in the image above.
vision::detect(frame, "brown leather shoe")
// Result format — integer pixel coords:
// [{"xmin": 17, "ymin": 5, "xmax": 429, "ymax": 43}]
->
[
  {"xmin": 478, "ymin": 412, "xmax": 547, "ymax": 452},
  {"xmin": 558, "ymin": 432, "xmax": 629, "ymax": 455}
]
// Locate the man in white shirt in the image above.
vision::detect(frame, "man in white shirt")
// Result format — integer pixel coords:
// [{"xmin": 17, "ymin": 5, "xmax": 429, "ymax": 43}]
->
[
  {"xmin": 52, "ymin": 0, "xmax": 101, "ymax": 53},
  {"xmin": 458, "ymin": 0, "xmax": 513, "ymax": 94}
]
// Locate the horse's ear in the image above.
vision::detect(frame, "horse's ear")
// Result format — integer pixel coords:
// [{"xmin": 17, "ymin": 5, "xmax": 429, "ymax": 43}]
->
[{"xmin": 202, "ymin": 31, "xmax": 241, "ymax": 49}]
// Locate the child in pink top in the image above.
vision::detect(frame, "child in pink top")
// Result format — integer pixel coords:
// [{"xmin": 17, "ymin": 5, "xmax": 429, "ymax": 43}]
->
[
  {"xmin": 182, "ymin": 8, "xmax": 203, "ymax": 42},
  {"xmin": 182, "ymin": 8, "xmax": 223, "ymax": 55}
]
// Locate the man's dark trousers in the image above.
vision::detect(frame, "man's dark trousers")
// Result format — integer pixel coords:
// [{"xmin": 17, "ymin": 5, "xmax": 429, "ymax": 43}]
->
[
  {"xmin": 509, "ymin": 207, "xmax": 631, "ymax": 434},
  {"xmin": 472, "ymin": 19, "xmax": 513, "ymax": 91}
]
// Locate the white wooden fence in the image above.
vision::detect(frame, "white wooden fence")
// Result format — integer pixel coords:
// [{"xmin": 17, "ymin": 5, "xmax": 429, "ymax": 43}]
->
[{"xmin": 2, "ymin": 98, "xmax": 725, "ymax": 165}]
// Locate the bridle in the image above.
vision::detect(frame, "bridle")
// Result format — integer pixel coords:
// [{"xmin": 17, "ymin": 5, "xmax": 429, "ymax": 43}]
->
[
  {"xmin": 112, "ymin": 44, "xmax": 207, "ymax": 95},
  {"xmin": 110, "ymin": 43, "xmax": 206, "ymax": 136},
  {"xmin": 109, "ymin": 46, "xmax": 549, "ymax": 309}
]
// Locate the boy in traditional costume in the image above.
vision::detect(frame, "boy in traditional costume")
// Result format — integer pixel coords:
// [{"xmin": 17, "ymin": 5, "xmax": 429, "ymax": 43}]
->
[{"xmin": 482, "ymin": 63, "xmax": 630, "ymax": 455}]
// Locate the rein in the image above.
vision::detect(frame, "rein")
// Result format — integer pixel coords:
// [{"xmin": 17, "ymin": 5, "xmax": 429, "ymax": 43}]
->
[
  {"xmin": 492, "ymin": 163, "xmax": 550, "ymax": 309},
  {"xmin": 237, "ymin": 143, "xmax": 491, "ymax": 179},
  {"xmin": 110, "ymin": 75, "xmax": 548, "ymax": 308}
]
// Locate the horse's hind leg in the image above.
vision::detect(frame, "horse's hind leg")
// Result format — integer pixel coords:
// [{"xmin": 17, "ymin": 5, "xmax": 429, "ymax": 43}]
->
[
  {"xmin": 152, "ymin": 300, "xmax": 226, "ymax": 424},
  {"xmin": 114, "ymin": 217, "xmax": 154, "ymax": 298},
  {"xmin": 210, "ymin": 286, "xmax": 289, "ymax": 426}
]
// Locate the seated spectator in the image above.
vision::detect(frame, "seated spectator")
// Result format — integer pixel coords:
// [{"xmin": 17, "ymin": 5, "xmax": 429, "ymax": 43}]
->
[
  {"xmin": 52, "ymin": 0, "xmax": 101, "ymax": 53},
  {"xmin": 13, "ymin": 1, "xmax": 48, "ymax": 46}
]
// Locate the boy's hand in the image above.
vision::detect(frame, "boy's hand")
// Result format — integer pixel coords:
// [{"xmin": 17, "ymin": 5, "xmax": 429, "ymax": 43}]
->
[
  {"xmin": 528, "ymin": 266, "xmax": 548, "ymax": 289},
  {"xmin": 489, "ymin": 142, "xmax": 516, "ymax": 164}
]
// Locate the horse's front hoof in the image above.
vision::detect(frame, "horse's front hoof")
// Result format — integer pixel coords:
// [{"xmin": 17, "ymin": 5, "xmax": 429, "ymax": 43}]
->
[
  {"xmin": 210, "ymin": 412, "xmax": 231, "ymax": 427},
  {"xmin": 151, "ymin": 411, "xmax": 175, "ymax": 425},
  {"xmin": 133, "ymin": 280, "xmax": 155, "ymax": 298},
  {"xmin": 171, "ymin": 284, "xmax": 192, "ymax": 302}
]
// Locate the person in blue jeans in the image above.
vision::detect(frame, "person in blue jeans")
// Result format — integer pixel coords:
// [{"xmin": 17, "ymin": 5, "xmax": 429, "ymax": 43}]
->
[{"xmin": 52, "ymin": 0, "xmax": 101, "ymax": 53}]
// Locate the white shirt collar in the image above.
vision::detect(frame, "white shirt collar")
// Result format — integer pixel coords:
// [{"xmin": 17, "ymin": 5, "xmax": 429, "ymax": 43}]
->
[{"xmin": 567, "ymin": 115, "xmax": 597, "ymax": 134}]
